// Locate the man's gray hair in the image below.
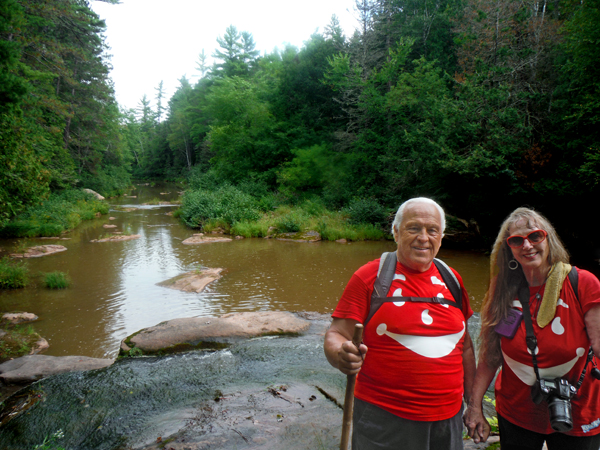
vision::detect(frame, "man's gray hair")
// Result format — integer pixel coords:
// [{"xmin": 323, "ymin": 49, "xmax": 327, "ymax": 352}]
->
[{"xmin": 391, "ymin": 197, "xmax": 446, "ymax": 236}]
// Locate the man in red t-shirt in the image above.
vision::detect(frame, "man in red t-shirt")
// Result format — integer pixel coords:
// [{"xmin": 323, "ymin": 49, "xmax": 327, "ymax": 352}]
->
[{"xmin": 324, "ymin": 197, "xmax": 476, "ymax": 450}]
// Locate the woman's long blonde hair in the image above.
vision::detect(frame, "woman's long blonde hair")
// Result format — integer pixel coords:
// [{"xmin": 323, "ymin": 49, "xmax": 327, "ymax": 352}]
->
[{"xmin": 479, "ymin": 207, "xmax": 570, "ymax": 367}]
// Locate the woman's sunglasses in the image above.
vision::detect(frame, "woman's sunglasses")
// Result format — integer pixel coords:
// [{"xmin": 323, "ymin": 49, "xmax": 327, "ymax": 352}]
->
[{"xmin": 506, "ymin": 229, "xmax": 548, "ymax": 248}]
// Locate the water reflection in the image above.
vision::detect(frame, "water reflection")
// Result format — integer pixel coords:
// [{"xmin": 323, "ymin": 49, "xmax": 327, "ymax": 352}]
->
[{"xmin": 0, "ymin": 184, "xmax": 490, "ymax": 359}]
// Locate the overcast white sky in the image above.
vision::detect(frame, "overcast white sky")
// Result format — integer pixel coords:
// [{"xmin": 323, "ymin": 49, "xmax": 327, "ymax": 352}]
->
[{"xmin": 90, "ymin": 0, "xmax": 358, "ymax": 112}]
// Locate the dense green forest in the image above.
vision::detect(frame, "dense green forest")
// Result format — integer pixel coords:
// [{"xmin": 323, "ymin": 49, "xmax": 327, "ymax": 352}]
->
[{"xmin": 1, "ymin": 0, "xmax": 599, "ymax": 256}]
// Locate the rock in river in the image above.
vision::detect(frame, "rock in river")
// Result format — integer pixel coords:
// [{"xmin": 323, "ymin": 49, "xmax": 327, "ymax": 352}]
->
[
  {"xmin": 120, "ymin": 311, "xmax": 310, "ymax": 356},
  {"xmin": 90, "ymin": 234, "xmax": 141, "ymax": 243},
  {"xmin": 0, "ymin": 355, "xmax": 113, "ymax": 384},
  {"xmin": 182, "ymin": 235, "xmax": 232, "ymax": 244},
  {"xmin": 1, "ymin": 313, "xmax": 38, "ymax": 325},
  {"xmin": 10, "ymin": 245, "xmax": 67, "ymax": 258},
  {"xmin": 82, "ymin": 188, "xmax": 105, "ymax": 200},
  {"xmin": 157, "ymin": 267, "xmax": 222, "ymax": 293}
]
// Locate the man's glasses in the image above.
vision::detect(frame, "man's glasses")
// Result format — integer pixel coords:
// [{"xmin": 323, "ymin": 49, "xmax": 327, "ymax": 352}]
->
[{"xmin": 506, "ymin": 230, "xmax": 548, "ymax": 248}]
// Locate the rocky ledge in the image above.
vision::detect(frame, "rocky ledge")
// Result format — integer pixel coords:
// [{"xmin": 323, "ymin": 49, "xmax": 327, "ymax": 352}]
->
[
  {"xmin": 120, "ymin": 311, "xmax": 310, "ymax": 356},
  {"xmin": 0, "ymin": 355, "xmax": 113, "ymax": 385},
  {"xmin": 0, "ymin": 312, "xmax": 311, "ymax": 385},
  {"xmin": 10, "ymin": 245, "xmax": 67, "ymax": 258},
  {"xmin": 91, "ymin": 234, "xmax": 141, "ymax": 243},
  {"xmin": 182, "ymin": 234, "xmax": 232, "ymax": 244}
]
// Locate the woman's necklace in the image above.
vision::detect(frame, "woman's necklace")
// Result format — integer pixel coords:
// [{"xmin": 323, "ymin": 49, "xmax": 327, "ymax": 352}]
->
[{"xmin": 531, "ymin": 265, "xmax": 554, "ymax": 319}]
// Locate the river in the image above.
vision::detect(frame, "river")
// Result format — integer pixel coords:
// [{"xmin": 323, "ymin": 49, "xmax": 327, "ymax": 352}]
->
[{"xmin": 0, "ymin": 183, "xmax": 490, "ymax": 359}]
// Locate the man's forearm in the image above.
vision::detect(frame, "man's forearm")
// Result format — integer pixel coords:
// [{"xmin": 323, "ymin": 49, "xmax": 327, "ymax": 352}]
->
[{"xmin": 462, "ymin": 331, "xmax": 476, "ymax": 404}]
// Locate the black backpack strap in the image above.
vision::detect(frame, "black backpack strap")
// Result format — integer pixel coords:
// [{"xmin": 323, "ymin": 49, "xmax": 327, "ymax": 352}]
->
[
  {"xmin": 365, "ymin": 253, "xmax": 463, "ymax": 326},
  {"xmin": 567, "ymin": 266, "xmax": 579, "ymax": 302},
  {"xmin": 433, "ymin": 258, "xmax": 462, "ymax": 310},
  {"xmin": 366, "ymin": 252, "xmax": 397, "ymax": 325}
]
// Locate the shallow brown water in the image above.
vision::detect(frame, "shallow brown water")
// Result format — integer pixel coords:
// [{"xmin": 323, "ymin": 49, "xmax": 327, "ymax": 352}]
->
[{"xmin": 0, "ymin": 183, "xmax": 490, "ymax": 359}]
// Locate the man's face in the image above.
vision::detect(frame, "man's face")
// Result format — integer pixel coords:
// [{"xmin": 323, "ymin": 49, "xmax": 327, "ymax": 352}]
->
[{"xmin": 393, "ymin": 202, "xmax": 443, "ymax": 272}]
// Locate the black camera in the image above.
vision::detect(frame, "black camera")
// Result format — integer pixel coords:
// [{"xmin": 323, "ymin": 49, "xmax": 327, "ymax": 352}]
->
[{"xmin": 531, "ymin": 377, "xmax": 577, "ymax": 432}]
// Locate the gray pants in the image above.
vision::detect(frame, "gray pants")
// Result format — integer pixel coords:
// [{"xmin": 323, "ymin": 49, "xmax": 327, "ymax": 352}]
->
[{"xmin": 352, "ymin": 398, "xmax": 464, "ymax": 450}]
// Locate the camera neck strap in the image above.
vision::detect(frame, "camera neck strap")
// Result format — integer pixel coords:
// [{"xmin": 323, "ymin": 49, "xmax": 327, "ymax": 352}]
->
[
  {"xmin": 517, "ymin": 282, "xmax": 593, "ymax": 390},
  {"xmin": 518, "ymin": 283, "xmax": 542, "ymax": 382}
]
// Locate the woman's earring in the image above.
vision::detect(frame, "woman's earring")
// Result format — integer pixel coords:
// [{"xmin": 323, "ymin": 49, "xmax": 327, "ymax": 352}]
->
[{"xmin": 508, "ymin": 259, "xmax": 519, "ymax": 270}]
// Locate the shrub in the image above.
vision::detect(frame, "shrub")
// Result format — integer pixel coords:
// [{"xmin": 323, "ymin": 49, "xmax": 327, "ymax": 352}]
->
[
  {"xmin": 257, "ymin": 193, "xmax": 282, "ymax": 212},
  {"xmin": 275, "ymin": 213, "xmax": 303, "ymax": 233},
  {"xmin": 202, "ymin": 218, "xmax": 231, "ymax": 233},
  {"xmin": 44, "ymin": 271, "xmax": 70, "ymax": 289},
  {"xmin": 187, "ymin": 167, "xmax": 222, "ymax": 191},
  {"xmin": 79, "ymin": 165, "xmax": 131, "ymax": 198},
  {"xmin": 353, "ymin": 223, "xmax": 386, "ymax": 240},
  {"xmin": 316, "ymin": 220, "xmax": 344, "ymax": 241},
  {"xmin": 316, "ymin": 220, "xmax": 387, "ymax": 242},
  {"xmin": 37, "ymin": 223, "xmax": 65, "ymax": 237},
  {"xmin": 0, "ymin": 221, "xmax": 38, "ymax": 238},
  {"xmin": 0, "ymin": 257, "xmax": 29, "ymax": 289},
  {"xmin": 231, "ymin": 220, "xmax": 269, "ymax": 238},
  {"xmin": 300, "ymin": 198, "xmax": 326, "ymax": 216},
  {"xmin": 179, "ymin": 185, "xmax": 261, "ymax": 229},
  {"xmin": 343, "ymin": 198, "xmax": 388, "ymax": 226},
  {"xmin": 236, "ymin": 178, "xmax": 271, "ymax": 198}
]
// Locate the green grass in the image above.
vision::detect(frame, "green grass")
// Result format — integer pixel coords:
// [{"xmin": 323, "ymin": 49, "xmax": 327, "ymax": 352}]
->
[
  {"xmin": 226, "ymin": 203, "xmax": 388, "ymax": 241},
  {"xmin": 230, "ymin": 220, "xmax": 270, "ymax": 238},
  {"xmin": 179, "ymin": 185, "xmax": 262, "ymax": 229},
  {"xmin": 0, "ymin": 189, "xmax": 108, "ymax": 238},
  {"xmin": 43, "ymin": 271, "xmax": 70, "ymax": 289},
  {"xmin": 0, "ymin": 323, "xmax": 39, "ymax": 362},
  {"xmin": 0, "ymin": 257, "xmax": 29, "ymax": 289}
]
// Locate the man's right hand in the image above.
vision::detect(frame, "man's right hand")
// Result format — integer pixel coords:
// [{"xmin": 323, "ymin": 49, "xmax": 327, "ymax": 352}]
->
[
  {"xmin": 463, "ymin": 403, "xmax": 491, "ymax": 444},
  {"xmin": 324, "ymin": 318, "xmax": 368, "ymax": 375},
  {"xmin": 337, "ymin": 339, "xmax": 368, "ymax": 375}
]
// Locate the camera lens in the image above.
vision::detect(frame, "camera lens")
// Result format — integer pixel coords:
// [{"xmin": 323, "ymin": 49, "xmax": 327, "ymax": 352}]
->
[{"xmin": 548, "ymin": 397, "xmax": 573, "ymax": 432}]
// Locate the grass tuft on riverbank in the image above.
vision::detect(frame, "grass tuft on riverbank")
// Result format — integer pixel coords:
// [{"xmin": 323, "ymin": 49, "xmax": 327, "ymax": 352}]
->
[
  {"xmin": 43, "ymin": 271, "xmax": 70, "ymax": 289},
  {"xmin": 0, "ymin": 258, "xmax": 28, "ymax": 289},
  {"xmin": 0, "ymin": 189, "xmax": 109, "ymax": 238}
]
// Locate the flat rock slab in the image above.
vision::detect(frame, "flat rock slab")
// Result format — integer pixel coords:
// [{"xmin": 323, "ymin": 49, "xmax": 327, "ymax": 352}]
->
[
  {"xmin": 10, "ymin": 245, "xmax": 67, "ymax": 258},
  {"xmin": 139, "ymin": 383, "xmax": 343, "ymax": 450},
  {"xmin": 91, "ymin": 234, "xmax": 141, "ymax": 243},
  {"xmin": 138, "ymin": 385, "xmax": 499, "ymax": 450},
  {"xmin": 0, "ymin": 355, "xmax": 113, "ymax": 385},
  {"xmin": 102, "ymin": 224, "xmax": 117, "ymax": 228},
  {"xmin": 157, "ymin": 268, "xmax": 222, "ymax": 293},
  {"xmin": 122, "ymin": 312, "xmax": 310, "ymax": 354},
  {"xmin": 182, "ymin": 236, "xmax": 232, "ymax": 245},
  {"xmin": 1, "ymin": 313, "xmax": 38, "ymax": 324},
  {"xmin": 269, "ymin": 231, "xmax": 321, "ymax": 242}
]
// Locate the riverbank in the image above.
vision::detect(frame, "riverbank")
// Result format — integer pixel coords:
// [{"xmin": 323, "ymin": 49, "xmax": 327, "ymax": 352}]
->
[{"xmin": 0, "ymin": 189, "xmax": 109, "ymax": 239}]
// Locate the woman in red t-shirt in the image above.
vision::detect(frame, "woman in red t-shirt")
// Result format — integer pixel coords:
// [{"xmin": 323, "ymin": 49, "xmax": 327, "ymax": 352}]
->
[{"xmin": 464, "ymin": 207, "xmax": 600, "ymax": 450}]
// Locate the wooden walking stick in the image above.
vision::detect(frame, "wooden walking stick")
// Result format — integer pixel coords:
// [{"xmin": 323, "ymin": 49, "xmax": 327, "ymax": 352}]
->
[{"xmin": 339, "ymin": 323, "xmax": 364, "ymax": 450}]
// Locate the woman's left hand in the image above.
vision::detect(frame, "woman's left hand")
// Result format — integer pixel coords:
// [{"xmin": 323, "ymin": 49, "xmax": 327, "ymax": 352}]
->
[{"xmin": 463, "ymin": 403, "xmax": 491, "ymax": 443}]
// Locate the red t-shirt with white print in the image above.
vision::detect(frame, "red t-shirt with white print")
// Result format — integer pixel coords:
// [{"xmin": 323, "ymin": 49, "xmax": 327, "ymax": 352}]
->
[
  {"xmin": 495, "ymin": 268, "xmax": 600, "ymax": 436},
  {"xmin": 332, "ymin": 257, "xmax": 472, "ymax": 421}
]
